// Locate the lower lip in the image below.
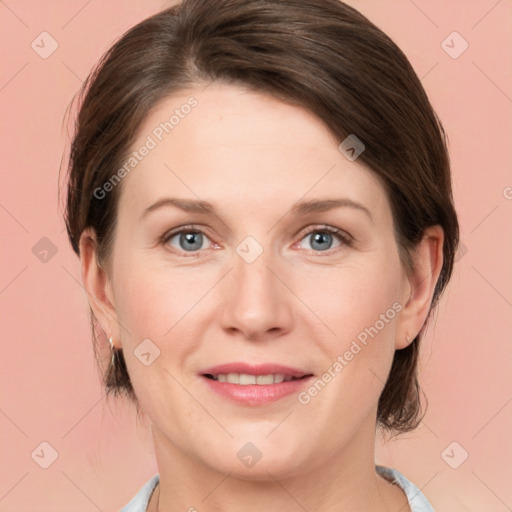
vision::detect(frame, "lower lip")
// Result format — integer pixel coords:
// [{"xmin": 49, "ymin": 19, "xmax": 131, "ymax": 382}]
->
[{"xmin": 201, "ymin": 375, "xmax": 313, "ymax": 406}]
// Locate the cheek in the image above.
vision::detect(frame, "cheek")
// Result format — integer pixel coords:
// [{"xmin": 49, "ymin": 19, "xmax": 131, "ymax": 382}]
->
[
  {"xmin": 293, "ymin": 252, "xmax": 403, "ymax": 410},
  {"xmin": 110, "ymin": 256, "xmax": 225, "ymax": 402},
  {"xmin": 110, "ymin": 258, "xmax": 208, "ymax": 412},
  {"xmin": 294, "ymin": 255, "xmax": 403, "ymax": 345},
  {"xmin": 113, "ymin": 254, "xmax": 216, "ymax": 341},
  {"xmin": 291, "ymin": 263, "xmax": 401, "ymax": 437}
]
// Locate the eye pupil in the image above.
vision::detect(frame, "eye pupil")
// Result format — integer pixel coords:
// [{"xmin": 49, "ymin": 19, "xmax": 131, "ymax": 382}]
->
[{"xmin": 310, "ymin": 232, "xmax": 332, "ymax": 251}]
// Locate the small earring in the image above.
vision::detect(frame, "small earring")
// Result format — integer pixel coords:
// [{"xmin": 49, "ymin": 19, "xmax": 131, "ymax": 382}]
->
[{"xmin": 108, "ymin": 336, "xmax": 116, "ymax": 368}]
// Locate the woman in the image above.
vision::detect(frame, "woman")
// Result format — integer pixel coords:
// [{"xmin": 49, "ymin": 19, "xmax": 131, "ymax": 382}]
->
[{"xmin": 63, "ymin": 0, "xmax": 459, "ymax": 510}]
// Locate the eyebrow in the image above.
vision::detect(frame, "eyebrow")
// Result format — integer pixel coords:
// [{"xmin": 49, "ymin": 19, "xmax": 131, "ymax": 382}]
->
[
  {"xmin": 290, "ymin": 198, "xmax": 372, "ymax": 221},
  {"xmin": 140, "ymin": 197, "xmax": 372, "ymax": 221}
]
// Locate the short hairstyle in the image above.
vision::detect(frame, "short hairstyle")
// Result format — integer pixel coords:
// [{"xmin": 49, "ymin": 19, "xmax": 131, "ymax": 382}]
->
[{"xmin": 62, "ymin": 0, "xmax": 459, "ymax": 435}]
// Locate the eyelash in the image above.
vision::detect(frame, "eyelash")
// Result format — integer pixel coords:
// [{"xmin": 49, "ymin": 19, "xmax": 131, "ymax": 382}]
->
[{"xmin": 161, "ymin": 224, "xmax": 353, "ymax": 257}]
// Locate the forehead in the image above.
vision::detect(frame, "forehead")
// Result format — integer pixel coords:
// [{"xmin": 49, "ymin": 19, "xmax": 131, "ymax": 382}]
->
[{"xmin": 118, "ymin": 82, "xmax": 389, "ymax": 221}]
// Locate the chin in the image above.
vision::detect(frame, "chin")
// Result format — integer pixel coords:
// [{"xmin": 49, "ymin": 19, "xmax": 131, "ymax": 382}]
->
[{"xmin": 198, "ymin": 438, "xmax": 311, "ymax": 480}]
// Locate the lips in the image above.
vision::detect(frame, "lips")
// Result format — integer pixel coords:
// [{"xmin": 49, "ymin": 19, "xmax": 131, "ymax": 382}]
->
[
  {"xmin": 199, "ymin": 362, "xmax": 314, "ymax": 406},
  {"xmin": 200, "ymin": 362, "xmax": 312, "ymax": 380}
]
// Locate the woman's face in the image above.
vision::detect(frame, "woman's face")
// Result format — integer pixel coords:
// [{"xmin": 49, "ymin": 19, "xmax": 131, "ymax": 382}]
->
[{"xmin": 96, "ymin": 82, "xmax": 414, "ymax": 478}]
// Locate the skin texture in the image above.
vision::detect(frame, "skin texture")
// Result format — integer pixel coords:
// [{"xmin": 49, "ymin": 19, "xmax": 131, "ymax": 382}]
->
[{"xmin": 80, "ymin": 82, "xmax": 443, "ymax": 511}]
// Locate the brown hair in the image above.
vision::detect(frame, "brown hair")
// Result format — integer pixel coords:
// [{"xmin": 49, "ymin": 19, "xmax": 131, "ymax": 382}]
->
[{"xmin": 61, "ymin": 0, "xmax": 459, "ymax": 434}]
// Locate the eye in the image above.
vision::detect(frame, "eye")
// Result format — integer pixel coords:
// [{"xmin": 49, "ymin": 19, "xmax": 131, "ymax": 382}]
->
[
  {"xmin": 162, "ymin": 226, "xmax": 215, "ymax": 255},
  {"xmin": 161, "ymin": 224, "xmax": 352, "ymax": 256},
  {"xmin": 296, "ymin": 226, "xmax": 352, "ymax": 252}
]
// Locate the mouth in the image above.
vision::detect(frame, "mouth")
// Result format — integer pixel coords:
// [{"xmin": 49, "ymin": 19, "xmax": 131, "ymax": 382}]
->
[
  {"xmin": 203, "ymin": 373, "xmax": 309, "ymax": 384},
  {"xmin": 199, "ymin": 363, "xmax": 314, "ymax": 406}
]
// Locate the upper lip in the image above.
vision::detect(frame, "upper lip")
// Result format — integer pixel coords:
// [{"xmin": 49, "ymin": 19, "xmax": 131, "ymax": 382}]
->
[{"xmin": 200, "ymin": 362, "xmax": 313, "ymax": 378}]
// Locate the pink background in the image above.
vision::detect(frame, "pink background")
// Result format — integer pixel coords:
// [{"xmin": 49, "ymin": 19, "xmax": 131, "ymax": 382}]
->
[{"xmin": 1, "ymin": 1, "xmax": 511, "ymax": 510}]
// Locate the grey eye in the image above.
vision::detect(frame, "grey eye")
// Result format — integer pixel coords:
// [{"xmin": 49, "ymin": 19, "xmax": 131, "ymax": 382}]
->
[
  {"xmin": 299, "ymin": 230, "xmax": 344, "ymax": 252},
  {"xmin": 169, "ymin": 231, "xmax": 208, "ymax": 252},
  {"xmin": 308, "ymin": 232, "xmax": 334, "ymax": 251}
]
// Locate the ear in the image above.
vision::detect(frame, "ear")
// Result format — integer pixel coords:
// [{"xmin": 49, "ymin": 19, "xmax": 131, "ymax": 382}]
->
[
  {"xmin": 79, "ymin": 228, "xmax": 120, "ymax": 347},
  {"xmin": 395, "ymin": 225, "xmax": 444, "ymax": 349}
]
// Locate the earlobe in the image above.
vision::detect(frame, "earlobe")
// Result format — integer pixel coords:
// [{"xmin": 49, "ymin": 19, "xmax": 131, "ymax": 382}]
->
[
  {"xmin": 79, "ymin": 228, "xmax": 118, "ymax": 341},
  {"xmin": 395, "ymin": 225, "xmax": 444, "ymax": 350}
]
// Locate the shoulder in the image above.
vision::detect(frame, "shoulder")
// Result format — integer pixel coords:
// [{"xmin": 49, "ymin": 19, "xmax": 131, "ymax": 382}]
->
[
  {"xmin": 119, "ymin": 474, "xmax": 160, "ymax": 512},
  {"xmin": 376, "ymin": 465, "xmax": 435, "ymax": 512}
]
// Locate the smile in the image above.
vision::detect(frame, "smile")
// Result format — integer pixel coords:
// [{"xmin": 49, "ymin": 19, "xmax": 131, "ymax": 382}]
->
[
  {"xmin": 204, "ymin": 373, "xmax": 306, "ymax": 384},
  {"xmin": 199, "ymin": 363, "xmax": 314, "ymax": 406}
]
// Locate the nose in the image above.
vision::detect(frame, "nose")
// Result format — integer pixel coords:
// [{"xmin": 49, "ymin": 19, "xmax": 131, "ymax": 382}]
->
[{"xmin": 218, "ymin": 249, "xmax": 293, "ymax": 342}]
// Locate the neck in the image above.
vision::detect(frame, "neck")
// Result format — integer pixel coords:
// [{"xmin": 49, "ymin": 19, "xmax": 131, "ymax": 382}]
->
[{"xmin": 147, "ymin": 418, "xmax": 409, "ymax": 512}]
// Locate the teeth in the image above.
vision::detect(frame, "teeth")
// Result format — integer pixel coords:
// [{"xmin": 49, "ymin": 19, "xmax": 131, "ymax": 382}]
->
[
  {"xmin": 212, "ymin": 373, "xmax": 294, "ymax": 384},
  {"xmin": 273, "ymin": 373, "xmax": 285, "ymax": 384},
  {"xmin": 239, "ymin": 374, "xmax": 256, "ymax": 385},
  {"xmin": 256, "ymin": 374, "xmax": 274, "ymax": 385},
  {"xmin": 227, "ymin": 373, "xmax": 239, "ymax": 384}
]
